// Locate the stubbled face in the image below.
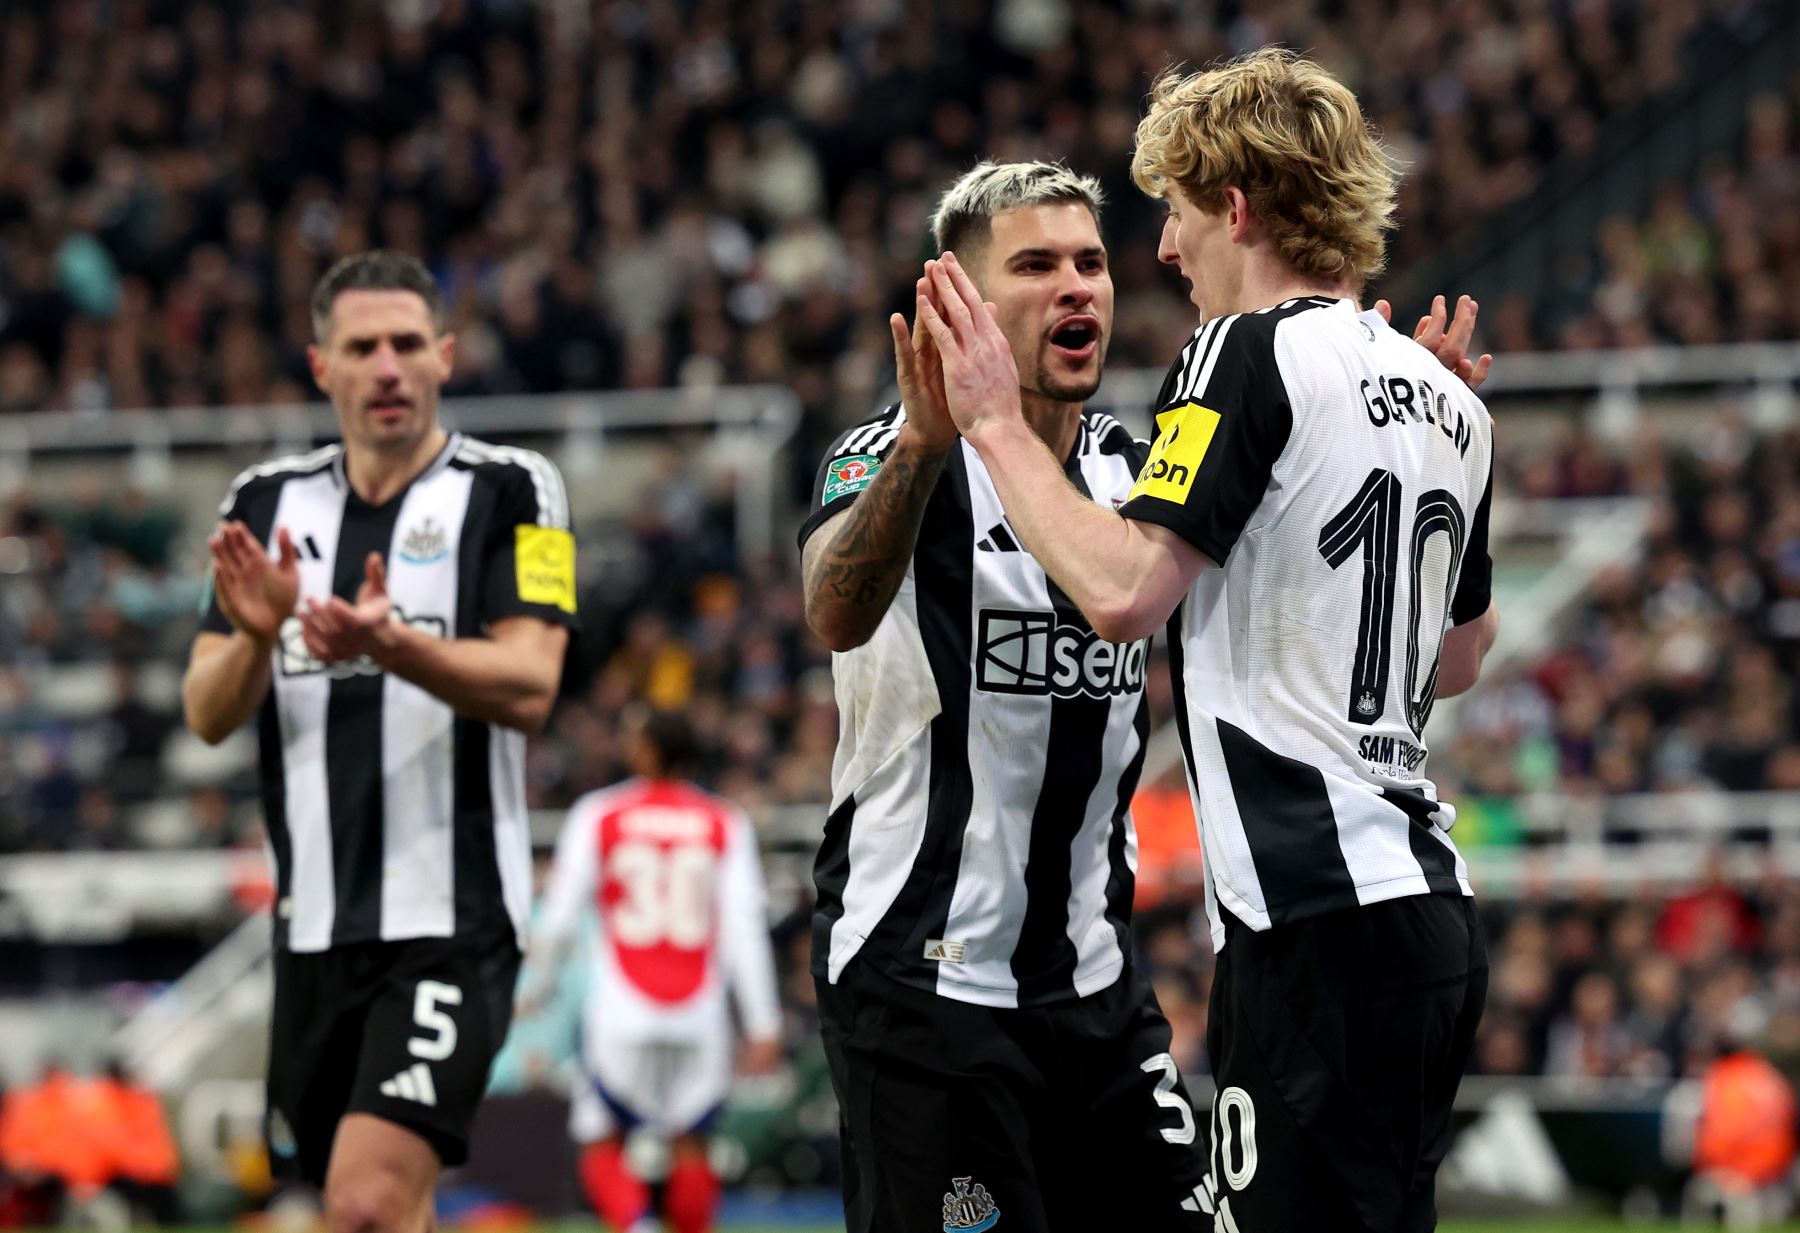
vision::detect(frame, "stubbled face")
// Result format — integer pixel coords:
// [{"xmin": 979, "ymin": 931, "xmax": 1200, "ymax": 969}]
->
[
  {"xmin": 972, "ymin": 202, "xmax": 1114, "ymax": 404},
  {"xmin": 308, "ymin": 290, "xmax": 454, "ymax": 454},
  {"xmin": 1157, "ymin": 187, "xmax": 1236, "ymax": 320}
]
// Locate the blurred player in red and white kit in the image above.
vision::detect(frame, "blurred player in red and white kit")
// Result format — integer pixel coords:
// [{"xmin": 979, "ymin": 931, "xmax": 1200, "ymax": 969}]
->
[{"xmin": 531, "ymin": 708, "xmax": 782, "ymax": 1233}]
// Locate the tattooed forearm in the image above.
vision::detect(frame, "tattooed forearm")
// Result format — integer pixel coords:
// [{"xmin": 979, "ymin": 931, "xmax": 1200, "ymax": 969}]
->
[{"xmin": 802, "ymin": 434, "xmax": 950, "ymax": 651}]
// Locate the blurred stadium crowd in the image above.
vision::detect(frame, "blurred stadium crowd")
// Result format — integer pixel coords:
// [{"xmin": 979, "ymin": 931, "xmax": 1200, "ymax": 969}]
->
[
  {"xmin": 1448, "ymin": 415, "xmax": 1800, "ymax": 807},
  {"xmin": 1137, "ymin": 858, "xmax": 1800, "ymax": 1088},
  {"xmin": 2, "ymin": 0, "xmax": 1799, "ymax": 1111},
  {"xmin": 8, "ymin": 418, "xmax": 1799, "ymax": 852},
  {"xmin": 0, "ymin": 0, "xmax": 1793, "ymax": 425}
]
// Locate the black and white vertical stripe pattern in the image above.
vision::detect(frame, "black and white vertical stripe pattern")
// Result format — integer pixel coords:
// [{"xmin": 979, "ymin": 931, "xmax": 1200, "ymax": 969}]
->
[
  {"xmin": 1150, "ymin": 299, "xmax": 1490, "ymax": 952},
  {"xmin": 215, "ymin": 433, "xmax": 565, "ymax": 952},
  {"xmin": 814, "ymin": 411, "xmax": 1148, "ymax": 1008}
]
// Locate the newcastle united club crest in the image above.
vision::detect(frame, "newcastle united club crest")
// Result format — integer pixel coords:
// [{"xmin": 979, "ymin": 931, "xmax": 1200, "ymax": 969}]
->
[
  {"xmin": 399, "ymin": 517, "xmax": 450, "ymax": 564},
  {"xmin": 942, "ymin": 1176, "xmax": 1000, "ymax": 1232}
]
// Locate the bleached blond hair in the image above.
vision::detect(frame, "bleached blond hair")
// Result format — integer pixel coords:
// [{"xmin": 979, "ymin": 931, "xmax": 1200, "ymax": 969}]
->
[
  {"xmin": 930, "ymin": 161, "xmax": 1106, "ymax": 257},
  {"xmin": 1131, "ymin": 49, "xmax": 1398, "ymax": 287}
]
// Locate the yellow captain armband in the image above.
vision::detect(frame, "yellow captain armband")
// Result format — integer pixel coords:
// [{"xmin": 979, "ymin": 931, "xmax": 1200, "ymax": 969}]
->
[{"xmin": 514, "ymin": 525, "xmax": 577, "ymax": 613}]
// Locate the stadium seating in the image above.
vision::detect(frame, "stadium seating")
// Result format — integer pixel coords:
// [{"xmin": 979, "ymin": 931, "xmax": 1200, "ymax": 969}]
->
[{"xmin": 0, "ymin": 0, "xmax": 1787, "ymax": 426}]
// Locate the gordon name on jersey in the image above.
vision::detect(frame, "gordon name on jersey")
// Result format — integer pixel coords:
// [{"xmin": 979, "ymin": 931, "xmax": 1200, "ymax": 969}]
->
[
  {"xmin": 1359, "ymin": 370, "xmax": 1478, "ymax": 457},
  {"xmin": 1119, "ymin": 297, "xmax": 1494, "ymax": 948}
]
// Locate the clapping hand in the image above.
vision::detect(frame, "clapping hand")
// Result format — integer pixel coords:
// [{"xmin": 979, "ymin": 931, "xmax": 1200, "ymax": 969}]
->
[
  {"xmin": 891, "ymin": 281, "xmax": 956, "ymax": 453},
  {"xmin": 915, "ymin": 252, "xmax": 1023, "ymax": 442},
  {"xmin": 209, "ymin": 523, "xmax": 300, "ymax": 643},
  {"xmin": 1375, "ymin": 293, "xmax": 1493, "ymax": 391},
  {"xmin": 299, "ymin": 552, "xmax": 396, "ymax": 664}
]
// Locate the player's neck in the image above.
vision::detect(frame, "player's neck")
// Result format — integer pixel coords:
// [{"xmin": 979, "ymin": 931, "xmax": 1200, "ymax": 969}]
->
[
  {"xmin": 1019, "ymin": 391, "xmax": 1083, "ymax": 465},
  {"xmin": 344, "ymin": 425, "xmax": 450, "ymax": 506},
  {"xmin": 1230, "ymin": 254, "xmax": 1357, "ymax": 316}
]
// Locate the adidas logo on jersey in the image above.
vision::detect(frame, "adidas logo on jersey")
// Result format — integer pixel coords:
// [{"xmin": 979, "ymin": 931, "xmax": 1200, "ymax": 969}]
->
[
  {"xmin": 923, "ymin": 938, "xmax": 967, "ymax": 963},
  {"xmin": 976, "ymin": 521, "xmax": 1022, "ymax": 553},
  {"xmin": 379, "ymin": 1062, "xmax": 438, "ymax": 1107}
]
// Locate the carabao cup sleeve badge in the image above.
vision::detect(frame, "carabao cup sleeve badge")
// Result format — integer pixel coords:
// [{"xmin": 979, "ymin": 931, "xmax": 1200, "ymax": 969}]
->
[{"xmin": 823, "ymin": 453, "xmax": 884, "ymax": 504}]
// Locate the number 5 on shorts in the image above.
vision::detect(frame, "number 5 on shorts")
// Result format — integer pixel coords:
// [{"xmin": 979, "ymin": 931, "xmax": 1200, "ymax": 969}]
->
[{"xmin": 409, "ymin": 980, "xmax": 463, "ymax": 1061}]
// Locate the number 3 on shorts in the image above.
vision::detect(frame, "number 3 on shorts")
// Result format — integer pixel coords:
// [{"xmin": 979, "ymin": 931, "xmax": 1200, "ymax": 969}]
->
[
  {"xmin": 1140, "ymin": 1053, "xmax": 1197, "ymax": 1145},
  {"xmin": 409, "ymin": 980, "xmax": 463, "ymax": 1061}
]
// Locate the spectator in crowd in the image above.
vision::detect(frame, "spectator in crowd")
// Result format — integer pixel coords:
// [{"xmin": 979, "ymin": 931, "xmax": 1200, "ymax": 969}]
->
[
  {"xmin": 0, "ymin": 1062, "xmax": 178, "ymax": 1227},
  {"xmin": 1452, "ymin": 422, "xmax": 1800, "ymax": 801},
  {"xmin": 0, "ymin": 0, "xmax": 1783, "ymax": 433},
  {"xmin": 1544, "ymin": 971, "xmax": 1633, "ymax": 1079}
]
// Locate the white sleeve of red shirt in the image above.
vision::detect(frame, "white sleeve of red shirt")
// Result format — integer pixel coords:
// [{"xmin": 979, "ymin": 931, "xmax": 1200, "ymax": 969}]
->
[
  {"xmin": 534, "ymin": 790, "xmax": 603, "ymax": 953},
  {"xmin": 718, "ymin": 808, "xmax": 783, "ymax": 1041}
]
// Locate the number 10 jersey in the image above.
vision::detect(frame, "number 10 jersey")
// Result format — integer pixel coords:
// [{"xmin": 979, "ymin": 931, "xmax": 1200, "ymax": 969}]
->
[{"xmin": 1118, "ymin": 297, "xmax": 1495, "ymax": 952}]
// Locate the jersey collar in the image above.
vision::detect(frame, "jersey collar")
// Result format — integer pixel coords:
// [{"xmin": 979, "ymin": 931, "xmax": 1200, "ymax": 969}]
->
[{"xmin": 332, "ymin": 431, "xmax": 462, "ymax": 502}]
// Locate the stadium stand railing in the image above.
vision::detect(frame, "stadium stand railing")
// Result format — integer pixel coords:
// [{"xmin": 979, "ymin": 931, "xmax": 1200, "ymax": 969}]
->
[
  {"xmin": 1381, "ymin": 2, "xmax": 1800, "ymax": 325},
  {"xmin": 112, "ymin": 915, "xmax": 270, "ymax": 1092},
  {"xmin": 1, "ymin": 384, "xmax": 802, "ymax": 560}
]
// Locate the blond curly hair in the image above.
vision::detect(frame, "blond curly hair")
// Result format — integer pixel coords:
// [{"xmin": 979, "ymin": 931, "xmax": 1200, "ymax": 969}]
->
[{"xmin": 1131, "ymin": 49, "xmax": 1398, "ymax": 288}]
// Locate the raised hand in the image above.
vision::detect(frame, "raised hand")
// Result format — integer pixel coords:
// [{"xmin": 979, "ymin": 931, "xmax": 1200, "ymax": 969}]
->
[
  {"xmin": 891, "ymin": 294, "xmax": 956, "ymax": 453},
  {"xmin": 915, "ymin": 252, "xmax": 1023, "ymax": 441},
  {"xmin": 209, "ymin": 522, "xmax": 300, "ymax": 643},
  {"xmin": 299, "ymin": 552, "xmax": 395, "ymax": 664},
  {"xmin": 1411, "ymin": 294, "xmax": 1492, "ymax": 391},
  {"xmin": 355, "ymin": 551, "xmax": 391, "ymax": 612}
]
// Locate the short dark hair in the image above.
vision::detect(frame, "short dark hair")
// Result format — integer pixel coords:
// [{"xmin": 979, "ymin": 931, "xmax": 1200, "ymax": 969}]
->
[
  {"xmin": 310, "ymin": 250, "xmax": 442, "ymax": 341},
  {"xmin": 930, "ymin": 161, "xmax": 1106, "ymax": 261},
  {"xmin": 634, "ymin": 707, "xmax": 700, "ymax": 778}
]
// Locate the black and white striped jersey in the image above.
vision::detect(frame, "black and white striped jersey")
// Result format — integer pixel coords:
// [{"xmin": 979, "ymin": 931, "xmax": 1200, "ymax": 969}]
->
[
  {"xmin": 202, "ymin": 433, "xmax": 579, "ymax": 953},
  {"xmin": 1119, "ymin": 297, "xmax": 1494, "ymax": 952},
  {"xmin": 798, "ymin": 405, "xmax": 1151, "ymax": 1008}
]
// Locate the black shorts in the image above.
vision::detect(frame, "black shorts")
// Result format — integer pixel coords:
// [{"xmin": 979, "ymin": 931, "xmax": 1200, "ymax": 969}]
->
[
  {"xmin": 818, "ymin": 959, "xmax": 1211, "ymax": 1233},
  {"xmin": 1202, "ymin": 893, "xmax": 1488, "ymax": 1233},
  {"xmin": 266, "ymin": 932, "xmax": 521, "ymax": 1185}
]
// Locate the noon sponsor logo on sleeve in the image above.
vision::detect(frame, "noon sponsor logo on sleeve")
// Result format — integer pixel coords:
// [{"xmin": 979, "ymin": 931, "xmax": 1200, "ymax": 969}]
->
[
  {"xmin": 515, "ymin": 525, "xmax": 577, "ymax": 612},
  {"xmin": 1128, "ymin": 401, "xmax": 1220, "ymax": 504}
]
